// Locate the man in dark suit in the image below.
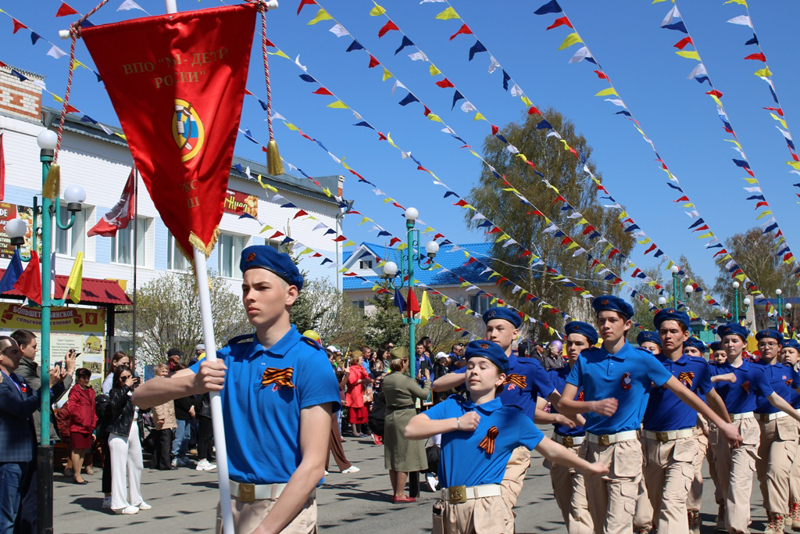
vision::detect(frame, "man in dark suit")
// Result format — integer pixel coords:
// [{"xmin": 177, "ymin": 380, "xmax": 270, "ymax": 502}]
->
[{"xmin": 0, "ymin": 336, "xmax": 39, "ymax": 533}]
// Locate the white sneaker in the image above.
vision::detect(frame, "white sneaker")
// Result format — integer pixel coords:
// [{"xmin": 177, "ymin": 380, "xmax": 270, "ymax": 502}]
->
[
  {"xmin": 102, "ymin": 496, "xmax": 112, "ymax": 510},
  {"xmin": 170, "ymin": 458, "xmax": 177, "ymax": 468},
  {"xmin": 114, "ymin": 506, "xmax": 139, "ymax": 515},
  {"xmin": 341, "ymin": 466, "xmax": 360, "ymax": 474},
  {"xmin": 133, "ymin": 502, "xmax": 151, "ymax": 511},
  {"xmin": 426, "ymin": 473, "xmax": 439, "ymax": 491},
  {"xmin": 324, "ymin": 470, "xmax": 329, "ymax": 476},
  {"xmin": 196, "ymin": 460, "xmax": 217, "ymax": 471}
]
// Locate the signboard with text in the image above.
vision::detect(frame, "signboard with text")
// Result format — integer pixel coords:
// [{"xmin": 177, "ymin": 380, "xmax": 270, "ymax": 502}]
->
[
  {"xmin": 0, "ymin": 203, "xmax": 35, "ymax": 260},
  {"xmin": 0, "ymin": 303, "xmax": 105, "ymax": 333},
  {"xmin": 223, "ymin": 189, "xmax": 258, "ymax": 218}
]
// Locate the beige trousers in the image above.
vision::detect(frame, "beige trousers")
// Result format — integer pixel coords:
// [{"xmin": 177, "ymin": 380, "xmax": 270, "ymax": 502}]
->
[
  {"xmin": 215, "ymin": 496, "xmax": 317, "ymax": 534},
  {"xmin": 432, "ymin": 495, "xmax": 514, "ymax": 534},
  {"xmin": 791, "ymin": 422, "xmax": 800, "ymax": 505},
  {"xmin": 687, "ymin": 418, "xmax": 710, "ymax": 512},
  {"xmin": 583, "ymin": 438, "xmax": 642, "ymax": 534},
  {"xmin": 546, "ymin": 442, "xmax": 593, "ymax": 534},
  {"xmin": 756, "ymin": 416, "xmax": 799, "ymax": 515},
  {"xmin": 501, "ymin": 446, "xmax": 530, "ymax": 509},
  {"xmin": 711, "ymin": 417, "xmax": 760, "ymax": 534},
  {"xmin": 642, "ymin": 435, "xmax": 696, "ymax": 534}
]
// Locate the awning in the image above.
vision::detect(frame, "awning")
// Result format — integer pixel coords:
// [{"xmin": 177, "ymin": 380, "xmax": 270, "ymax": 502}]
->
[{"xmin": 0, "ymin": 269, "xmax": 131, "ymax": 306}]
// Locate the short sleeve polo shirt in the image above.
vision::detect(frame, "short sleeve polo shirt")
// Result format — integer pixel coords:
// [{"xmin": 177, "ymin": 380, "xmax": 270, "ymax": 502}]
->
[
  {"xmin": 190, "ymin": 326, "xmax": 341, "ymax": 484},
  {"xmin": 642, "ymin": 354, "xmax": 712, "ymax": 431},
  {"xmin": 566, "ymin": 341, "xmax": 673, "ymax": 435},
  {"xmin": 713, "ymin": 359, "xmax": 774, "ymax": 414},
  {"xmin": 754, "ymin": 360, "xmax": 800, "ymax": 414},
  {"xmin": 548, "ymin": 365, "xmax": 585, "ymax": 437},
  {"xmin": 424, "ymin": 396, "xmax": 543, "ymax": 488}
]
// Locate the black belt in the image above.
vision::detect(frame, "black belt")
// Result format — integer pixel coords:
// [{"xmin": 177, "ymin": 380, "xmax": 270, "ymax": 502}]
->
[{"xmin": 386, "ymin": 405, "xmax": 416, "ymax": 412}]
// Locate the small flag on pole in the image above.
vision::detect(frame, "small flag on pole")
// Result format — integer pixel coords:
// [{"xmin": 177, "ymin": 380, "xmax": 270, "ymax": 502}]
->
[{"xmin": 65, "ymin": 251, "xmax": 83, "ymax": 304}]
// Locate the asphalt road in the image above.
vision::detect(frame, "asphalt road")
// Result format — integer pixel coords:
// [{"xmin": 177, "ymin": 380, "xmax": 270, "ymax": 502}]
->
[{"xmin": 54, "ymin": 433, "xmax": 768, "ymax": 533}]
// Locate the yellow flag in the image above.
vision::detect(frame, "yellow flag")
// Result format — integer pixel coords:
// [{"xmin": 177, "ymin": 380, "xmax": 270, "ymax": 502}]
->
[
  {"xmin": 557, "ymin": 32, "xmax": 582, "ymax": 50},
  {"xmin": 382, "ymin": 68, "xmax": 393, "ymax": 82},
  {"xmin": 430, "ymin": 64, "xmax": 441, "ymax": 76},
  {"xmin": 269, "ymin": 50, "xmax": 291, "ymax": 60},
  {"xmin": 595, "ymin": 87, "xmax": 618, "ymax": 97},
  {"xmin": 754, "ymin": 67, "xmax": 773, "ymax": 77},
  {"xmin": 308, "ymin": 9, "xmax": 332, "ymax": 25},
  {"xmin": 521, "ymin": 96, "xmax": 533, "ymax": 107},
  {"xmin": 435, "ymin": 7, "xmax": 459, "ymax": 20},
  {"xmin": 473, "ymin": 112, "xmax": 486, "ymax": 122},
  {"xmin": 66, "ymin": 252, "xmax": 83, "ymax": 304},
  {"xmin": 327, "ymin": 100, "xmax": 349, "ymax": 109},
  {"xmin": 420, "ymin": 291, "xmax": 433, "ymax": 327},
  {"xmin": 370, "ymin": 2, "xmax": 386, "ymax": 16},
  {"xmin": 676, "ymin": 50, "xmax": 701, "ymax": 61}
]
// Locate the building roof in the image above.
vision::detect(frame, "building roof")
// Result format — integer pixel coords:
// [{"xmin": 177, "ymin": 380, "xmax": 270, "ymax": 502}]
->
[
  {"xmin": 342, "ymin": 242, "xmax": 499, "ymax": 291},
  {"xmin": 0, "ymin": 269, "xmax": 132, "ymax": 307}
]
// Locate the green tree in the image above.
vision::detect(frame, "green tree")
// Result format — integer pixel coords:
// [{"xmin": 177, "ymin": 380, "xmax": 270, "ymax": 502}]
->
[
  {"xmin": 416, "ymin": 290, "xmax": 484, "ymax": 354},
  {"xmin": 289, "ymin": 278, "xmax": 368, "ymax": 348},
  {"xmin": 365, "ymin": 287, "xmax": 408, "ymax": 350},
  {"xmin": 466, "ymin": 108, "xmax": 635, "ymax": 331},
  {"xmin": 120, "ymin": 271, "xmax": 250, "ymax": 368}
]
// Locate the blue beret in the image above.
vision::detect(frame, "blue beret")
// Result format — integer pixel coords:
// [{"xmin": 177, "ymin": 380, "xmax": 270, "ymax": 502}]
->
[
  {"xmin": 636, "ymin": 331, "xmax": 661, "ymax": 347},
  {"xmin": 782, "ymin": 339, "xmax": 800, "ymax": 351},
  {"xmin": 465, "ymin": 340, "xmax": 509, "ymax": 374},
  {"xmin": 592, "ymin": 295, "xmax": 634, "ymax": 320},
  {"xmin": 756, "ymin": 329, "xmax": 783, "ymax": 342},
  {"xmin": 653, "ymin": 308, "xmax": 690, "ymax": 330},
  {"xmin": 684, "ymin": 337, "xmax": 707, "ymax": 354},
  {"xmin": 716, "ymin": 323, "xmax": 749, "ymax": 341},
  {"xmin": 709, "ymin": 341, "xmax": 723, "ymax": 352},
  {"xmin": 240, "ymin": 245, "xmax": 304, "ymax": 290},
  {"xmin": 565, "ymin": 321, "xmax": 598, "ymax": 346},
  {"xmin": 482, "ymin": 307, "xmax": 522, "ymax": 329}
]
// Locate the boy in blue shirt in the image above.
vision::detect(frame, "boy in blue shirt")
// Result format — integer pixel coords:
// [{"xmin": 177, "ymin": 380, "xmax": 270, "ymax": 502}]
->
[
  {"xmin": 558, "ymin": 296, "xmax": 742, "ymax": 534},
  {"xmin": 712, "ymin": 323, "xmax": 800, "ymax": 534},
  {"xmin": 134, "ymin": 246, "xmax": 340, "ymax": 534},
  {"xmin": 636, "ymin": 331, "xmax": 661, "ymax": 355},
  {"xmin": 406, "ymin": 339, "xmax": 607, "ymax": 534}
]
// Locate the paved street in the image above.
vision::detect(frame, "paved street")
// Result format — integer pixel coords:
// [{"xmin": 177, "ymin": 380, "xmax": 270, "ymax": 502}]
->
[{"xmin": 55, "ymin": 433, "xmax": 769, "ymax": 533}]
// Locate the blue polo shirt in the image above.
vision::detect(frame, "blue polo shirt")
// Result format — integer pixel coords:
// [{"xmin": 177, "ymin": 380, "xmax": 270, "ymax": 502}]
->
[
  {"xmin": 548, "ymin": 365, "xmax": 585, "ymax": 437},
  {"xmin": 754, "ymin": 360, "xmax": 800, "ymax": 414},
  {"xmin": 454, "ymin": 355, "xmax": 556, "ymax": 421},
  {"xmin": 642, "ymin": 354, "xmax": 712, "ymax": 432},
  {"xmin": 713, "ymin": 359, "xmax": 774, "ymax": 414},
  {"xmin": 424, "ymin": 396, "xmax": 544, "ymax": 487},
  {"xmin": 566, "ymin": 341, "xmax": 673, "ymax": 435},
  {"xmin": 190, "ymin": 326, "xmax": 341, "ymax": 485}
]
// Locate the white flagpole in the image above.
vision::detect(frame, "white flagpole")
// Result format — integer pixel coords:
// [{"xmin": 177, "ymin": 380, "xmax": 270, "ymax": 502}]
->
[{"xmin": 162, "ymin": 2, "xmax": 233, "ymax": 532}]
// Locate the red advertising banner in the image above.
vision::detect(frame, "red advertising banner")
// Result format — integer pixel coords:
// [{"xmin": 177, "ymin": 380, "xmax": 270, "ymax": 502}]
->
[
  {"xmin": 223, "ymin": 190, "xmax": 259, "ymax": 218},
  {"xmin": 81, "ymin": 4, "xmax": 258, "ymax": 256}
]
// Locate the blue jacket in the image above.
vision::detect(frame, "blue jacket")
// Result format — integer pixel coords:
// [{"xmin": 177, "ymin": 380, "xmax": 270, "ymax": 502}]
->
[{"xmin": 0, "ymin": 372, "xmax": 39, "ymax": 463}]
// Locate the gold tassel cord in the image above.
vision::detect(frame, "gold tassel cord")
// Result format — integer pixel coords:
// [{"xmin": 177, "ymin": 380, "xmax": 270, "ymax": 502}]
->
[
  {"xmin": 43, "ymin": 164, "xmax": 61, "ymax": 201},
  {"xmin": 267, "ymin": 140, "xmax": 285, "ymax": 176}
]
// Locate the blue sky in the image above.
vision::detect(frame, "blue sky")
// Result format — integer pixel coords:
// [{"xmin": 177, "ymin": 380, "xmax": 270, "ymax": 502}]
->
[{"xmin": 2, "ymin": 0, "xmax": 799, "ymax": 303}]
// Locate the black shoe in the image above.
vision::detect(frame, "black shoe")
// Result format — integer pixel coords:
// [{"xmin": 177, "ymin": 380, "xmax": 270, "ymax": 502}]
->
[{"xmin": 73, "ymin": 478, "xmax": 88, "ymax": 485}]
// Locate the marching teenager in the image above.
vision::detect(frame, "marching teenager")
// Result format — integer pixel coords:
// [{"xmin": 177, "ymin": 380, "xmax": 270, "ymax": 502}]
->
[
  {"xmin": 557, "ymin": 296, "xmax": 742, "ymax": 534},
  {"xmin": 636, "ymin": 331, "xmax": 661, "ymax": 355},
  {"xmin": 753, "ymin": 329, "xmax": 800, "ymax": 533},
  {"xmin": 431, "ymin": 307, "xmax": 579, "ymax": 508},
  {"xmin": 781, "ymin": 338, "xmax": 800, "ymax": 531},
  {"xmin": 545, "ymin": 321, "xmax": 597, "ymax": 534},
  {"xmin": 134, "ymin": 246, "xmax": 340, "ymax": 534},
  {"xmin": 640, "ymin": 310, "xmax": 732, "ymax": 534},
  {"xmin": 405, "ymin": 339, "xmax": 608, "ymax": 534},
  {"xmin": 711, "ymin": 323, "xmax": 800, "ymax": 534}
]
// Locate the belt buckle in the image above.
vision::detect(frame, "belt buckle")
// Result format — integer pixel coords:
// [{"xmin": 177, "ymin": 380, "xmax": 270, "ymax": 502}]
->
[
  {"xmin": 563, "ymin": 436, "xmax": 573, "ymax": 447},
  {"xmin": 598, "ymin": 434, "xmax": 610, "ymax": 446},
  {"xmin": 448, "ymin": 485, "xmax": 467, "ymax": 504},
  {"xmin": 238, "ymin": 483, "xmax": 256, "ymax": 502},
  {"xmin": 730, "ymin": 414, "xmax": 736, "ymax": 423},
  {"xmin": 656, "ymin": 431, "xmax": 669, "ymax": 443}
]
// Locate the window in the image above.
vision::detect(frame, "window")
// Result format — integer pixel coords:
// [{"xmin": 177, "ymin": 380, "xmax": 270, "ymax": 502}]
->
[
  {"xmin": 352, "ymin": 300, "xmax": 365, "ymax": 313},
  {"xmin": 167, "ymin": 233, "xmax": 189, "ymax": 271},
  {"xmin": 111, "ymin": 217, "xmax": 147, "ymax": 266},
  {"xmin": 55, "ymin": 205, "xmax": 86, "ymax": 258},
  {"xmin": 219, "ymin": 233, "xmax": 246, "ymax": 279},
  {"xmin": 470, "ymin": 294, "xmax": 490, "ymax": 315},
  {"xmin": 359, "ymin": 259, "xmax": 373, "ymax": 270}
]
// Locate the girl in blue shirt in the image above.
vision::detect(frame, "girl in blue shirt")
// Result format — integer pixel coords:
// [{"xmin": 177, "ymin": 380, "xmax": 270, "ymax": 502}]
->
[{"xmin": 405, "ymin": 340, "xmax": 607, "ymax": 534}]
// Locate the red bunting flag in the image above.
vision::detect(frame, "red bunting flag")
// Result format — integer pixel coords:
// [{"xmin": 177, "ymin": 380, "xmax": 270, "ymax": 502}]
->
[
  {"xmin": 293, "ymin": 210, "xmax": 308, "ymax": 219},
  {"xmin": 673, "ymin": 36, "xmax": 693, "ymax": 50},
  {"xmin": 12, "ymin": 19, "xmax": 28, "ymax": 34},
  {"xmin": 56, "ymin": 2, "xmax": 79, "ymax": 17},
  {"xmin": 406, "ymin": 288, "xmax": 420, "ymax": 317},
  {"xmin": 706, "ymin": 90, "xmax": 723, "ymax": 98},
  {"xmin": 312, "ymin": 87, "xmax": 333, "ymax": 95},
  {"xmin": 368, "ymin": 55, "xmax": 380, "ymax": 68},
  {"xmin": 423, "ymin": 106, "xmax": 431, "ymax": 117},
  {"xmin": 378, "ymin": 20, "xmax": 399, "ymax": 38},
  {"xmin": 435, "ymin": 78, "xmax": 454, "ymax": 88},
  {"xmin": 593, "ymin": 70, "xmax": 608, "ymax": 80},
  {"xmin": 88, "ymin": 169, "xmax": 135, "ymax": 237},
  {"xmin": 297, "ymin": 0, "xmax": 317, "ymax": 15},
  {"xmin": 546, "ymin": 17, "xmax": 572, "ymax": 31},
  {"xmin": 449, "ymin": 24, "xmax": 472, "ymax": 40},
  {"xmin": 269, "ymin": 231, "xmax": 284, "ymax": 239},
  {"xmin": 332, "ymin": 235, "xmax": 347, "ymax": 242},
  {"xmin": 388, "ymin": 237, "xmax": 400, "ymax": 247},
  {"xmin": 528, "ymin": 106, "xmax": 541, "ymax": 115},
  {"xmin": 81, "ymin": 5, "xmax": 258, "ymax": 256},
  {"xmin": 744, "ymin": 52, "xmax": 766, "ymax": 62},
  {"xmin": 14, "ymin": 251, "xmax": 42, "ymax": 305}
]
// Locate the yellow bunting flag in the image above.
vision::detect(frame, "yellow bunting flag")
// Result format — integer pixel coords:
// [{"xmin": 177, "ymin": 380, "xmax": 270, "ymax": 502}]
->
[
  {"xmin": 327, "ymin": 100, "xmax": 348, "ymax": 109},
  {"xmin": 428, "ymin": 113, "xmax": 442, "ymax": 123},
  {"xmin": 429, "ymin": 64, "xmax": 441, "ymax": 76},
  {"xmin": 435, "ymin": 7, "xmax": 460, "ymax": 20},
  {"xmin": 308, "ymin": 9, "xmax": 332, "ymax": 25},
  {"xmin": 473, "ymin": 112, "xmax": 486, "ymax": 122},
  {"xmin": 521, "ymin": 96, "xmax": 533, "ymax": 107},
  {"xmin": 268, "ymin": 49, "xmax": 291, "ymax": 60},
  {"xmin": 370, "ymin": 2, "xmax": 386, "ymax": 16},
  {"xmin": 675, "ymin": 50, "xmax": 701, "ymax": 61},
  {"xmin": 382, "ymin": 68, "xmax": 393, "ymax": 82},
  {"xmin": 65, "ymin": 251, "xmax": 84, "ymax": 304},
  {"xmin": 595, "ymin": 87, "xmax": 618, "ymax": 97},
  {"xmin": 557, "ymin": 32, "xmax": 582, "ymax": 50},
  {"xmin": 754, "ymin": 67, "xmax": 773, "ymax": 77},
  {"xmin": 420, "ymin": 291, "xmax": 433, "ymax": 327}
]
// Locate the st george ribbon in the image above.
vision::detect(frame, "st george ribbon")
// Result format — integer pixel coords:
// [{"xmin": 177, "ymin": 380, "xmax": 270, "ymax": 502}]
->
[{"xmin": 82, "ymin": 5, "xmax": 259, "ymax": 532}]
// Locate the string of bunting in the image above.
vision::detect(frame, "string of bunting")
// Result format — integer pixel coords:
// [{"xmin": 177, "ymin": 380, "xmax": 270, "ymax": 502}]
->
[
  {"xmin": 718, "ymin": 1, "xmax": 799, "ymax": 200},
  {"xmin": 532, "ymin": 0, "xmax": 779, "ymax": 300},
  {"xmin": 289, "ymin": 11, "xmax": 701, "ymax": 322},
  {"xmin": 414, "ymin": 0, "xmax": 729, "ymax": 317},
  {"xmin": 652, "ymin": 2, "xmax": 797, "ymax": 279},
  {"xmin": 235, "ymin": 126, "xmax": 571, "ymax": 337}
]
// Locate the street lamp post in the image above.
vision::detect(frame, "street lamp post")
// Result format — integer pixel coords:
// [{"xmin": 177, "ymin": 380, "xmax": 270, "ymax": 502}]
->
[
  {"xmin": 380, "ymin": 207, "xmax": 439, "ymax": 379},
  {"xmin": 776, "ymin": 289, "xmax": 784, "ymax": 329},
  {"xmin": 4, "ymin": 129, "xmax": 86, "ymax": 534},
  {"xmin": 669, "ymin": 265, "xmax": 680, "ymax": 308},
  {"xmin": 733, "ymin": 281, "xmax": 741, "ymax": 322}
]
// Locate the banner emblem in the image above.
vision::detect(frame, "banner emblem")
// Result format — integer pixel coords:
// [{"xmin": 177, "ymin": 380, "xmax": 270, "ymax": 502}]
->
[{"xmin": 172, "ymin": 99, "xmax": 205, "ymax": 162}]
